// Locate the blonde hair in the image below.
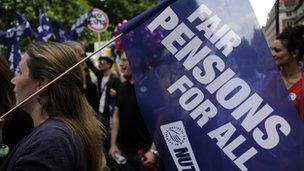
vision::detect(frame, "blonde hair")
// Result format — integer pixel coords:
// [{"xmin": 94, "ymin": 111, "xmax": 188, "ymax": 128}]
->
[{"xmin": 26, "ymin": 42, "xmax": 105, "ymax": 170}]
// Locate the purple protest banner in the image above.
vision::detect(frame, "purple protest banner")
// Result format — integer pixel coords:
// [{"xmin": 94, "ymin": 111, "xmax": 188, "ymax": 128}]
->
[{"xmin": 122, "ymin": 0, "xmax": 304, "ymax": 170}]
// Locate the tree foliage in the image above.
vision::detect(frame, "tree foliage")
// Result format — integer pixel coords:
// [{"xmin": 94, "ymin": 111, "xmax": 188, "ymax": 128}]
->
[
  {"xmin": 0, "ymin": 0, "xmax": 158, "ymax": 50},
  {"xmin": 0, "ymin": 0, "xmax": 90, "ymax": 30},
  {"xmin": 87, "ymin": 0, "xmax": 158, "ymax": 31}
]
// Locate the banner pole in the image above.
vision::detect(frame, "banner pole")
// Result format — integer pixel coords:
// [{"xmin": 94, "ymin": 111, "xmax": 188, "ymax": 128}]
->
[
  {"xmin": 97, "ymin": 32, "xmax": 101, "ymax": 42},
  {"xmin": 0, "ymin": 33, "xmax": 123, "ymax": 119}
]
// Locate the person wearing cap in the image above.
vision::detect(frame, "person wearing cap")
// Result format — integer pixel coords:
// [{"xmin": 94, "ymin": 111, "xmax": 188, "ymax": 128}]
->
[
  {"xmin": 86, "ymin": 54, "xmax": 121, "ymax": 169},
  {"xmin": 86, "ymin": 55, "xmax": 121, "ymax": 126}
]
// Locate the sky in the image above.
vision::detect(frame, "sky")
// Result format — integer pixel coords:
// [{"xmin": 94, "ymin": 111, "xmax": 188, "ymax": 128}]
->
[{"xmin": 249, "ymin": 0, "xmax": 276, "ymax": 26}]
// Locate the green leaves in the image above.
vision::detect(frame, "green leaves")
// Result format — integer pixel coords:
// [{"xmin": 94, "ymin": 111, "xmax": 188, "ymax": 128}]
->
[{"xmin": 0, "ymin": 0, "xmax": 157, "ymax": 49}]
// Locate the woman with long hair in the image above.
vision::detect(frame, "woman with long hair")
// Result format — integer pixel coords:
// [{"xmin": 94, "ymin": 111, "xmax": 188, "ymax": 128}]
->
[
  {"xmin": 1, "ymin": 42, "xmax": 105, "ymax": 170},
  {"xmin": 271, "ymin": 25, "xmax": 304, "ymax": 120}
]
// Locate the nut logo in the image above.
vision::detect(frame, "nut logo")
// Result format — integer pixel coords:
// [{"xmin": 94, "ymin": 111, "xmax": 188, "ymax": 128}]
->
[{"xmin": 164, "ymin": 126, "xmax": 186, "ymax": 146}]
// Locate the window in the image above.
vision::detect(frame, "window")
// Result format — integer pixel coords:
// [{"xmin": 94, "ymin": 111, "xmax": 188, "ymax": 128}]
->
[
  {"xmin": 287, "ymin": 21, "xmax": 293, "ymax": 26},
  {"xmin": 286, "ymin": 11, "xmax": 292, "ymax": 16}
]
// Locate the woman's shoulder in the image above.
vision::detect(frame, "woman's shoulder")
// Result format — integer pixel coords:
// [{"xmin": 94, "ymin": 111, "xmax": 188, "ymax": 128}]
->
[
  {"xmin": 2, "ymin": 119, "xmax": 82, "ymax": 171},
  {"xmin": 32, "ymin": 119, "xmax": 73, "ymax": 141},
  {"xmin": 14, "ymin": 118, "xmax": 74, "ymax": 151},
  {"xmin": 17, "ymin": 119, "xmax": 77, "ymax": 156}
]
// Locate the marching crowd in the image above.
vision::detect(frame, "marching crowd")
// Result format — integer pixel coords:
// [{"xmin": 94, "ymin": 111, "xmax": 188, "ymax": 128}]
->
[{"xmin": 0, "ymin": 23, "xmax": 303, "ymax": 171}]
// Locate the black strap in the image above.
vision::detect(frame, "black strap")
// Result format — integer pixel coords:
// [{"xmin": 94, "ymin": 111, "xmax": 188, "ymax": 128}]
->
[{"xmin": 100, "ymin": 76, "xmax": 110, "ymax": 97}]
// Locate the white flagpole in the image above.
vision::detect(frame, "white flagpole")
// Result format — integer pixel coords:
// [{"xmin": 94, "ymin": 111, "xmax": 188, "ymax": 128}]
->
[{"xmin": 0, "ymin": 33, "xmax": 123, "ymax": 119}]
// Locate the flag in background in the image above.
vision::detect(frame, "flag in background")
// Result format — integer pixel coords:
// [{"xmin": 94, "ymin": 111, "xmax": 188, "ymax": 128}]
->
[
  {"xmin": 0, "ymin": 8, "xmax": 94, "ymax": 74},
  {"xmin": 66, "ymin": 9, "xmax": 93, "ymax": 40},
  {"xmin": 51, "ymin": 20, "xmax": 67, "ymax": 43},
  {"xmin": 37, "ymin": 9, "xmax": 53, "ymax": 42},
  {"xmin": 36, "ymin": 8, "xmax": 93, "ymax": 42},
  {"xmin": 15, "ymin": 11, "xmax": 37, "ymax": 39},
  {"xmin": 7, "ymin": 37, "xmax": 22, "ymax": 75},
  {"xmin": 0, "ymin": 11, "xmax": 35, "ymax": 75}
]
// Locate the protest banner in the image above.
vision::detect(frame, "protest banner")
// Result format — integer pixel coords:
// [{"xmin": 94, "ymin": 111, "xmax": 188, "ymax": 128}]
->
[{"xmin": 122, "ymin": 0, "xmax": 304, "ymax": 170}]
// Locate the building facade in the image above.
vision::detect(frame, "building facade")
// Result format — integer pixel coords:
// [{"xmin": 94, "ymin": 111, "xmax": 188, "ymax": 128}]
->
[{"xmin": 263, "ymin": 0, "xmax": 304, "ymax": 45}]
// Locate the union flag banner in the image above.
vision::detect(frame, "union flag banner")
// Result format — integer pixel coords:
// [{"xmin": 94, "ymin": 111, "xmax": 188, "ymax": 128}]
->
[{"xmin": 121, "ymin": 0, "xmax": 304, "ymax": 170}]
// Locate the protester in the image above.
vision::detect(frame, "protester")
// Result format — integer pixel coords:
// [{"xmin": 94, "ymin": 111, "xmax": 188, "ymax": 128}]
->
[
  {"xmin": 271, "ymin": 25, "xmax": 304, "ymax": 120},
  {"xmin": 86, "ymin": 54, "xmax": 121, "ymax": 134},
  {"xmin": 109, "ymin": 51, "xmax": 161, "ymax": 171},
  {"xmin": 63, "ymin": 41, "xmax": 99, "ymax": 112},
  {"xmin": 0, "ymin": 42, "xmax": 105, "ymax": 171},
  {"xmin": 86, "ymin": 53, "xmax": 121, "ymax": 170},
  {"xmin": 0, "ymin": 55, "xmax": 33, "ymax": 165}
]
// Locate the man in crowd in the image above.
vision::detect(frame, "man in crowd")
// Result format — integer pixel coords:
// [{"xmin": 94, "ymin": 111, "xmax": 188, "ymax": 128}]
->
[
  {"xmin": 109, "ymin": 51, "xmax": 160, "ymax": 170},
  {"xmin": 86, "ymin": 55, "xmax": 121, "ymax": 131},
  {"xmin": 86, "ymin": 53, "xmax": 121, "ymax": 171}
]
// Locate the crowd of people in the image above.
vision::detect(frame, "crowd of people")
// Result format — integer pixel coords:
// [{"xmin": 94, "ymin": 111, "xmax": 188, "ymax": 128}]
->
[{"xmin": 0, "ymin": 23, "xmax": 303, "ymax": 171}]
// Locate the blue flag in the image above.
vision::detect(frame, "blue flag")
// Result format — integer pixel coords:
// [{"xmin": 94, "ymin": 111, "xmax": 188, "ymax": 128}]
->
[
  {"xmin": 37, "ymin": 9, "xmax": 53, "ymax": 42},
  {"xmin": 66, "ymin": 9, "xmax": 93, "ymax": 40},
  {"xmin": 0, "ymin": 11, "xmax": 35, "ymax": 75},
  {"xmin": 15, "ymin": 11, "xmax": 37, "ymax": 39},
  {"xmin": 0, "ymin": 12, "xmax": 34, "ymax": 43},
  {"xmin": 51, "ymin": 20, "xmax": 67, "ymax": 43},
  {"xmin": 122, "ymin": 0, "xmax": 304, "ymax": 170},
  {"xmin": 7, "ymin": 37, "xmax": 22, "ymax": 76}
]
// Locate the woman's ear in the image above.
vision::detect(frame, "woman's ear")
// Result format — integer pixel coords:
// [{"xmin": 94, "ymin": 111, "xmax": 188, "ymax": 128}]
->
[{"xmin": 36, "ymin": 77, "xmax": 49, "ymax": 91}]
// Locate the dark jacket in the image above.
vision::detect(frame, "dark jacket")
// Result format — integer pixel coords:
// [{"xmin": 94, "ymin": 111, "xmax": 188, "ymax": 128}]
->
[
  {"xmin": 86, "ymin": 59, "xmax": 121, "ymax": 116},
  {"xmin": 1, "ymin": 119, "xmax": 89, "ymax": 171}
]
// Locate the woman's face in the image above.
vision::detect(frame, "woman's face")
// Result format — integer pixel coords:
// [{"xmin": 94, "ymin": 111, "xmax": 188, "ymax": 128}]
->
[
  {"xmin": 271, "ymin": 39, "xmax": 293, "ymax": 66},
  {"xmin": 11, "ymin": 53, "xmax": 39, "ymax": 106}
]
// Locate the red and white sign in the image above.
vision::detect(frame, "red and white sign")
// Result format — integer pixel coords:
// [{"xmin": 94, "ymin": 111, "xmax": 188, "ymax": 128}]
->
[{"xmin": 88, "ymin": 8, "xmax": 109, "ymax": 32}]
